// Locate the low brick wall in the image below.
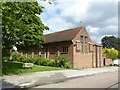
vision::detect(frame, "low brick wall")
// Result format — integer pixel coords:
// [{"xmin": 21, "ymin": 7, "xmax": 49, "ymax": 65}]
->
[{"xmin": 105, "ymin": 59, "xmax": 113, "ymax": 66}]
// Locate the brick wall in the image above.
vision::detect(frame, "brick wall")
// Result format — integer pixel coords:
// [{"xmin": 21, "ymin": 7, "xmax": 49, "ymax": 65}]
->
[
  {"xmin": 105, "ymin": 59, "xmax": 113, "ymax": 66},
  {"xmin": 72, "ymin": 27, "xmax": 93, "ymax": 68}
]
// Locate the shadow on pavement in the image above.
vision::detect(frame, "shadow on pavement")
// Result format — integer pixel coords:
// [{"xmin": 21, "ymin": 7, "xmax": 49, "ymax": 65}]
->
[{"xmin": 1, "ymin": 79, "xmax": 27, "ymax": 90}]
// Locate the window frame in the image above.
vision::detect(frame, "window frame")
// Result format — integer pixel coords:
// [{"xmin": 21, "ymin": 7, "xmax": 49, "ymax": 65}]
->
[
  {"xmin": 85, "ymin": 37, "xmax": 88, "ymax": 43},
  {"xmin": 61, "ymin": 46, "xmax": 68, "ymax": 54},
  {"xmin": 80, "ymin": 35, "xmax": 83, "ymax": 43},
  {"xmin": 50, "ymin": 47, "xmax": 56, "ymax": 54}
]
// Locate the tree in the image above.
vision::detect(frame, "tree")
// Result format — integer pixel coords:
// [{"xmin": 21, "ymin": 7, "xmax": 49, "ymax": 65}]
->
[
  {"xmin": 101, "ymin": 36, "xmax": 119, "ymax": 50},
  {"xmin": 2, "ymin": 2, "xmax": 49, "ymax": 56},
  {"xmin": 103, "ymin": 48, "xmax": 118, "ymax": 60}
]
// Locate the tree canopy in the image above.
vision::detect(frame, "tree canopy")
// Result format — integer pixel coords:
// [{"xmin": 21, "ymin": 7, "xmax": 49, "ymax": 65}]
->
[
  {"xmin": 102, "ymin": 48, "xmax": 118, "ymax": 60},
  {"xmin": 101, "ymin": 36, "xmax": 119, "ymax": 50},
  {"xmin": 2, "ymin": 2, "xmax": 49, "ymax": 54}
]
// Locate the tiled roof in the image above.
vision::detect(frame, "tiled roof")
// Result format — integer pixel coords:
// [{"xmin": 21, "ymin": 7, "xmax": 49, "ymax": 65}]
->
[{"xmin": 44, "ymin": 27, "xmax": 82, "ymax": 44}]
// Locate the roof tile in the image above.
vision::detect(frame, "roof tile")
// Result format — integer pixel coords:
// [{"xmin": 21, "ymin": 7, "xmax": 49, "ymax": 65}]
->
[{"xmin": 44, "ymin": 27, "xmax": 82, "ymax": 44}]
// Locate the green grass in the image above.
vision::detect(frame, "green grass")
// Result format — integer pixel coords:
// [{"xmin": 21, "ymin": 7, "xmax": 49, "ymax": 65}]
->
[{"xmin": 2, "ymin": 61, "xmax": 65, "ymax": 76}]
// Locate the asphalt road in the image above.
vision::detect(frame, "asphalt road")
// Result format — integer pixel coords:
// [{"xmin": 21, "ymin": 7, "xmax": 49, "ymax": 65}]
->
[{"xmin": 34, "ymin": 71, "xmax": 118, "ymax": 88}]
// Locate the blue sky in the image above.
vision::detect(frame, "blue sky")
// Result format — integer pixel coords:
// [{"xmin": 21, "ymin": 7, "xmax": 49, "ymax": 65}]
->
[{"xmin": 37, "ymin": 0, "xmax": 118, "ymax": 43}]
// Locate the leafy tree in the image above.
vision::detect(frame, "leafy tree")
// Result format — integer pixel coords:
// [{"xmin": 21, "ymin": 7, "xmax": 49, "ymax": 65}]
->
[
  {"xmin": 101, "ymin": 36, "xmax": 119, "ymax": 50},
  {"xmin": 2, "ymin": 2, "xmax": 49, "ymax": 56},
  {"xmin": 118, "ymin": 37, "xmax": 120, "ymax": 50},
  {"xmin": 103, "ymin": 48, "xmax": 118, "ymax": 60}
]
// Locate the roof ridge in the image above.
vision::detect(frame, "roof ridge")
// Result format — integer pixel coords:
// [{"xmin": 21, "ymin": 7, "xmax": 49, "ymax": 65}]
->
[
  {"xmin": 44, "ymin": 26, "xmax": 82, "ymax": 36},
  {"xmin": 44, "ymin": 26, "xmax": 83, "ymax": 44}
]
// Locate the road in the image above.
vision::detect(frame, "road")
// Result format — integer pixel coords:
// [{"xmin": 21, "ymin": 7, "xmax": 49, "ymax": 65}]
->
[{"xmin": 34, "ymin": 71, "xmax": 118, "ymax": 88}]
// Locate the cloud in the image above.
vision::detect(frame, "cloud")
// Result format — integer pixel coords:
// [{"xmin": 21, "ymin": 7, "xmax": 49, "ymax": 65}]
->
[
  {"xmin": 86, "ymin": 25, "xmax": 118, "ymax": 43},
  {"xmin": 86, "ymin": 26, "xmax": 100, "ymax": 34},
  {"xmin": 37, "ymin": 0, "xmax": 118, "ymax": 43}
]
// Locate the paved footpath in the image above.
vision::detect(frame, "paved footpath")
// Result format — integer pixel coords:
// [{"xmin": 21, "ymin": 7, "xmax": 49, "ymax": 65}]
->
[
  {"xmin": 35, "ymin": 71, "xmax": 118, "ymax": 88},
  {"xmin": 1, "ymin": 66, "xmax": 118, "ymax": 89}
]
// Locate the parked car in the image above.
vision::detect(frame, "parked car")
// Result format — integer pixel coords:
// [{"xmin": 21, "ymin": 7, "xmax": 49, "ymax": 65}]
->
[{"xmin": 113, "ymin": 59, "xmax": 120, "ymax": 66}]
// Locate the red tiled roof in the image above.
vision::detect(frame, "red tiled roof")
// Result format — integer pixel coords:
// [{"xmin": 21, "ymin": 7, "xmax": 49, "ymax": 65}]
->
[{"xmin": 44, "ymin": 27, "xmax": 82, "ymax": 44}]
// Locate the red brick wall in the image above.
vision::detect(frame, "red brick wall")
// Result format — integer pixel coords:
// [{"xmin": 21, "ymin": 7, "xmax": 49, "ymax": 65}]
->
[
  {"xmin": 43, "ymin": 41, "xmax": 73, "ymax": 64},
  {"xmin": 72, "ymin": 27, "xmax": 93, "ymax": 69},
  {"xmin": 105, "ymin": 59, "xmax": 113, "ymax": 66},
  {"xmin": 18, "ymin": 27, "xmax": 103, "ymax": 69},
  {"xmin": 72, "ymin": 27, "xmax": 103, "ymax": 68}
]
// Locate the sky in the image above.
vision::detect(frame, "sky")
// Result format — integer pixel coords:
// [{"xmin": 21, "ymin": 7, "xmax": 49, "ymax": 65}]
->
[{"xmin": 37, "ymin": 0, "xmax": 118, "ymax": 43}]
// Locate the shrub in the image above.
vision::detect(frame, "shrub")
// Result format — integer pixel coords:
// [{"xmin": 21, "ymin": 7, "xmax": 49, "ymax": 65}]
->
[
  {"xmin": 12, "ymin": 52, "xmax": 26, "ymax": 62},
  {"xmin": 64, "ymin": 62, "xmax": 72, "ymax": 68},
  {"xmin": 22, "ymin": 57, "xmax": 39, "ymax": 64},
  {"xmin": 19, "ymin": 55, "xmax": 26, "ymax": 62},
  {"xmin": 23, "ymin": 57, "xmax": 31, "ymax": 63},
  {"xmin": 50, "ymin": 60, "xmax": 56, "ymax": 67},
  {"xmin": 33, "ymin": 57, "xmax": 56, "ymax": 67},
  {"xmin": 55, "ymin": 56, "xmax": 71, "ymax": 68},
  {"xmin": 45, "ymin": 58, "xmax": 51, "ymax": 66},
  {"xmin": 29, "ymin": 57, "xmax": 38, "ymax": 64},
  {"xmin": 12, "ymin": 52, "xmax": 21, "ymax": 61},
  {"xmin": 3, "ymin": 56, "xmax": 9, "ymax": 62},
  {"xmin": 11, "ymin": 52, "xmax": 72, "ymax": 68},
  {"xmin": 38, "ymin": 57, "xmax": 46, "ymax": 66},
  {"xmin": 34, "ymin": 57, "xmax": 41, "ymax": 65},
  {"xmin": 103, "ymin": 48, "xmax": 118, "ymax": 60},
  {"xmin": 46, "ymin": 59, "xmax": 55, "ymax": 67}
]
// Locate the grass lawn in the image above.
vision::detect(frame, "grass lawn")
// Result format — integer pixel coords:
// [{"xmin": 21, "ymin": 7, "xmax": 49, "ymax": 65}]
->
[{"xmin": 2, "ymin": 61, "xmax": 65, "ymax": 76}]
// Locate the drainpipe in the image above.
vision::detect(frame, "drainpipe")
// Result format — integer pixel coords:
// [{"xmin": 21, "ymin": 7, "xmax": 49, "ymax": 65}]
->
[
  {"xmin": 90, "ymin": 44, "xmax": 94, "ymax": 68},
  {"xmin": 99, "ymin": 47, "xmax": 101, "ymax": 67},
  {"xmin": 92, "ymin": 50, "xmax": 94, "ymax": 68},
  {"xmin": 95, "ymin": 45, "xmax": 98, "ymax": 68}
]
